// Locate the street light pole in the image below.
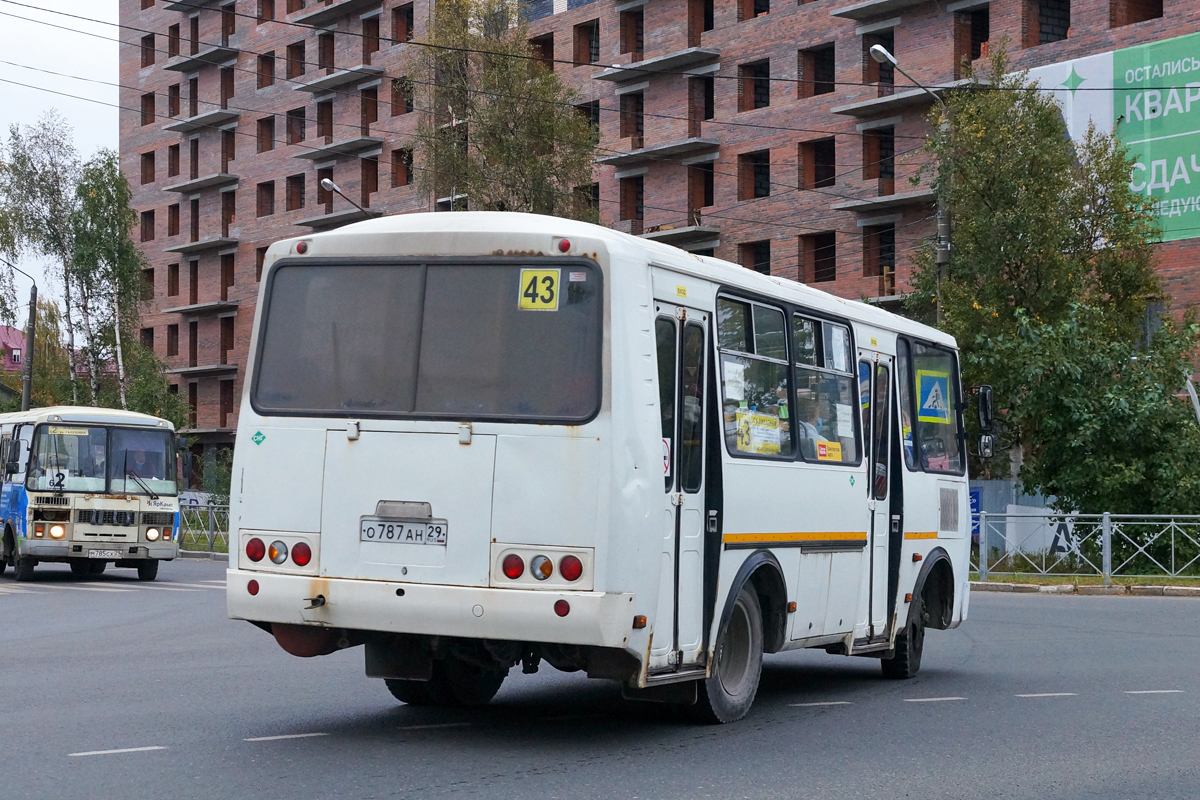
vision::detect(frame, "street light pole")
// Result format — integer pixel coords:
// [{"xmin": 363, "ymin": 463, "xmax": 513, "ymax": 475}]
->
[
  {"xmin": 870, "ymin": 44, "xmax": 951, "ymax": 326},
  {"xmin": 320, "ymin": 178, "xmax": 376, "ymax": 218},
  {"xmin": 0, "ymin": 257, "xmax": 37, "ymax": 412}
]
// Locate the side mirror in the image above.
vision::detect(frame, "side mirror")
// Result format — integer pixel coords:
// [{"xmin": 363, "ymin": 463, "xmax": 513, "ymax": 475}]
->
[
  {"xmin": 176, "ymin": 436, "xmax": 188, "ymax": 451},
  {"xmin": 979, "ymin": 434, "xmax": 995, "ymax": 459},
  {"xmin": 977, "ymin": 385, "xmax": 995, "ymax": 433}
]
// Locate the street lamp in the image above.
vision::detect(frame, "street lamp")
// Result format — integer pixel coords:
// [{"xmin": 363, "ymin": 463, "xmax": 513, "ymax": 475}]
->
[
  {"xmin": 869, "ymin": 44, "xmax": 952, "ymax": 325},
  {"xmin": 320, "ymin": 178, "xmax": 378, "ymax": 219},
  {"xmin": 0, "ymin": 257, "xmax": 36, "ymax": 412}
]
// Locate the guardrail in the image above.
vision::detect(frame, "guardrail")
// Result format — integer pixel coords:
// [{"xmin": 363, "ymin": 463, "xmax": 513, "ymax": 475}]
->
[
  {"xmin": 971, "ymin": 513, "xmax": 1200, "ymax": 585},
  {"xmin": 179, "ymin": 504, "xmax": 229, "ymax": 553}
]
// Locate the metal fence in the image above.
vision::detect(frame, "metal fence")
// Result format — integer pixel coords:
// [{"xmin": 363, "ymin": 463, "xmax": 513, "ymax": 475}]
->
[
  {"xmin": 179, "ymin": 504, "xmax": 229, "ymax": 552},
  {"xmin": 971, "ymin": 512, "xmax": 1200, "ymax": 584}
]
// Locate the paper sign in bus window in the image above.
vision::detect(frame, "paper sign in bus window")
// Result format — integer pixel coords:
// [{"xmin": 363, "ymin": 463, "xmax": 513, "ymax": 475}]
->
[
  {"xmin": 916, "ymin": 369, "xmax": 951, "ymax": 424},
  {"xmin": 518, "ymin": 269, "xmax": 560, "ymax": 310},
  {"xmin": 816, "ymin": 441, "xmax": 843, "ymax": 461},
  {"xmin": 723, "ymin": 361, "xmax": 745, "ymax": 402},
  {"xmin": 735, "ymin": 408, "xmax": 780, "ymax": 454}
]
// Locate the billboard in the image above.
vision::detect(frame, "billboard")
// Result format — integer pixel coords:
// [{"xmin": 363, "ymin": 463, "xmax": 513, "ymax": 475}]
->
[{"xmin": 1027, "ymin": 31, "xmax": 1200, "ymax": 242}]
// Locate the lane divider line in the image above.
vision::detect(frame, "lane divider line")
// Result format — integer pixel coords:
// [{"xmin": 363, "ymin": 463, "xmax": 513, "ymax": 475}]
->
[
  {"xmin": 790, "ymin": 701, "xmax": 853, "ymax": 707},
  {"xmin": 244, "ymin": 732, "xmax": 329, "ymax": 742},
  {"xmin": 1016, "ymin": 693, "xmax": 1077, "ymax": 698},
  {"xmin": 69, "ymin": 746, "xmax": 167, "ymax": 757},
  {"xmin": 397, "ymin": 722, "xmax": 473, "ymax": 731},
  {"xmin": 904, "ymin": 697, "xmax": 966, "ymax": 703},
  {"xmin": 1125, "ymin": 690, "xmax": 1184, "ymax": 694}
]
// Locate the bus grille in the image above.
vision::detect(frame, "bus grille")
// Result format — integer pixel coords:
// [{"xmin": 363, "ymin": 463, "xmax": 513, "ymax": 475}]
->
[
  {"xmin": 36, "ymin": 496, "xmax": 70, "ymax": 506},
  {"xmin": 939, "ymin": 488, "xmax": 959, "ymax": 533},
  {"xmin": 75, "ymin": 509, "xmax": 139, "ymax": 527},
  {"xmin": 141, "ymin": 512, "xmax": 175, "ymax": 526}
]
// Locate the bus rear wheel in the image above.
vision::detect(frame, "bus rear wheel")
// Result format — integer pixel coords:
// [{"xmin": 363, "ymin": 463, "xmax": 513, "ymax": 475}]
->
[
  {"xmin": 881, "ymin": 593, "xmax": 925, "ymax": 679},
  {"xmin": 692, "ymin": 585, "xmax": 763, "ymax": 724}
]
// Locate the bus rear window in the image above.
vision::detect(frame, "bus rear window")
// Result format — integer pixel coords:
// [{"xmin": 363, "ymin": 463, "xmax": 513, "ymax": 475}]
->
[{"xmin": 251, "ymin": 260, "xmax": 602, "ymax": 422}]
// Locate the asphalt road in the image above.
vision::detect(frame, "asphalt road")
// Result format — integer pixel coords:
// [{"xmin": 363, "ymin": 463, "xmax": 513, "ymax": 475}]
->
[{"xmin": 2, "ymin": 560, "xmax": 1198, "ymax": 800}]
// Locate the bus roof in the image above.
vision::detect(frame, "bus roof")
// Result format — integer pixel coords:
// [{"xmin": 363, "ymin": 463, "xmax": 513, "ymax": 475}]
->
[
  {"xmin": 0, "ymin": 406, "xmax": 177, "ymax": 431},
  {"xmin": 276, "ymin": 211, "xmax": 956, "ymax": 350}
]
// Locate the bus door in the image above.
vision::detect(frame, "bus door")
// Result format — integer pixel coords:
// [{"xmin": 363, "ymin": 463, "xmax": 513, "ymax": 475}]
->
[
  {"xmin": 860, "ymin": 356, "xmax": 893, "ymax": 639},
  {"xmin": 653, "ymin": 304, "xmax": 709, "ymax": 670}
]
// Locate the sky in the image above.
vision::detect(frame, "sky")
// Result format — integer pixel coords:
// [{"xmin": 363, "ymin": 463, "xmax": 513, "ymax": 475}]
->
[{"xmin": 0, "ymin": 0, "xmax": 119, "ymax": 326}]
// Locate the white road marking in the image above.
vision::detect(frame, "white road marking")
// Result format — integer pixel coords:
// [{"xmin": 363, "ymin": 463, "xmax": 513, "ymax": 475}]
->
[
  {"xmin": 200, "ymin": 580, "xmax": 228, "ymax": 585},
  {"xmin": 55, "ymin": 586, "xmax": 135, "ymax": 593},
  {"xmin": 244, "ymin": 732, "xmax": 329, "ymax": 742},
  {"xmin": 904, "ymin": 697, "xmax": 966, "ymax": 703},
  {"xmin": 128, "ymin": 585, "xmax": 200, "ymax": 592},
  {"xmin": 69, "ymin": 745, "xmax": 166, "ymax": 757},
  {"xmin": 790, "ymin": 701, "xmax": 853, "ymax": 707},
  {"xmin": 155, "ymin": 582, "xmax": 226, "ymax": 590},
  {"xmin": 1125, "ymin": 690, "xmax": 1184, "ymax": 694},
  {"xmin": 397, "ymin": 722, "xmax": 472, "ymax": 731},
  {"xmin": 1016, "ymin": 693, "xmax": 1077, "ymax": 698}
]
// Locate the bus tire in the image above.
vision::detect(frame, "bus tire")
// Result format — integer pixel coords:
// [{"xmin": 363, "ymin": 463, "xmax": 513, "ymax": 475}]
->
[
  {"xmin": 692, "ymin": 585, "xmax": 763, "ymax": 724},
  {"xmin": 431, "ymin": 657, "xmax": 508, "ymax": 706},
  {"xmin": 70, "ymin": 561, "xmax": 90, "ymax": 576},
  {"xmin": 13, "ymin": 555, "xmax": 35, "ymax": 582},
  {"xmin": 384, "ymin": 679, "xmax": 436, "ymax": 706},
  {"xmin": 88, "ymin": 560, "xmax": 107, "ymax": 576},
  {"xmin": 881, "ymin": 592, "xmax": 925, "ymax": 679},
  {"xmin": 137, "ymin": 561, "xmax": 159, "ymax": 581}
]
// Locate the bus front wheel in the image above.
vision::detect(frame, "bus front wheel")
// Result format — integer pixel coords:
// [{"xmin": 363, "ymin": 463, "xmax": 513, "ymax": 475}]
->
[
  {"xmin": 137, "ymin": 561, "xmax": 159, "ymax": 581},
  {"xmin": 881, "ymin": 593, "xmax": 925, "ymax": 679},
  {"xmin": 13, "ymin": 555, "xmax": 35, "ymax": 582},
  {"xmin": 692, "ymin": 585, "xmax": 764, "ymax": 724}
]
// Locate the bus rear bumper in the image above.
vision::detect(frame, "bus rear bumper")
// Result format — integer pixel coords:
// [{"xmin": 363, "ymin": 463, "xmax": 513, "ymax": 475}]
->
[{"xmin": 227, "ymin": 569, "xmax": 636, "ymax": 650}]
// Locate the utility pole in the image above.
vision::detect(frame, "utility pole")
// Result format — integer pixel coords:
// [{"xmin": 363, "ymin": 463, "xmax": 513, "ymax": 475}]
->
[
  {"xmin": 0, "ymin": 257, "xmax": 37, "ymax": 411},
  {"xmin": 870, "ymin": 45, "xmax": 951, "ymax": 325}
]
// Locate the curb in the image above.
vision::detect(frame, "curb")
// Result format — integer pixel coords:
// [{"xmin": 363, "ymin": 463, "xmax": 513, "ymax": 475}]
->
[
  {"xmin": 970, "ymin": 581, "xmax": 1200, "ymax": 597},
  {"xmin": 178, "ymin": 550, "xmax": 229, "ymax": 562}
]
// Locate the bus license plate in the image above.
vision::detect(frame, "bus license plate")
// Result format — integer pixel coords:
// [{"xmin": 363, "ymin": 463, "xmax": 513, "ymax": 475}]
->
[
  {"xmin": 360, "ymin": 518, "xmax": 447, "ymax": 545},
  {"xmin": 88, "ymin": 550, "xmax": 121, "ymax": 559}
]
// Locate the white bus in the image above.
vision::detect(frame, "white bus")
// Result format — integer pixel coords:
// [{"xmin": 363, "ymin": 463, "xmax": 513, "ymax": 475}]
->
[
  {"xmin": 0, "ymin": 406, "xmax": 182, "ymax": 582},
  {"xmin": 228, "ymin": 212, "xmax": 979, "ymax": 723}
]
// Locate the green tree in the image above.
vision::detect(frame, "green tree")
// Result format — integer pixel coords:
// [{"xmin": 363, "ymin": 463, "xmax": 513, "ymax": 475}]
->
[
  {"xmin": 0, "ymin": 110, "xmax": 84, "ymax": 402},
  {"xmin": 70, "ymin": 149, "xmax": 147, "ymax": 408},
  {"xmin": 909, "ymin": 48, "xmax": 1200, "ymax": 514},
  {"xmin": 407, "ymin": 0, "xmax": 598, "ymax": 219}
]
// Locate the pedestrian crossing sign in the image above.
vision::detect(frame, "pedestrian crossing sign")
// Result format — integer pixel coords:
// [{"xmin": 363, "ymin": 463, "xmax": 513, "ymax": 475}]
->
[{"xmin": 916, "ymin": 369, "xmax": 951, "ymax": 424}]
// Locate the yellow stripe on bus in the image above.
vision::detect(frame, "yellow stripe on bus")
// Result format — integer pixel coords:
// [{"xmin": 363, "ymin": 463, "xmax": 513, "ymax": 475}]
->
[
  {"xmin": 722, "ymin": 531, "xmax": 868, "ymax": 545},
  {"xmin": 904, "ymin": 531, "xmax": 938, "ymax": 540}
]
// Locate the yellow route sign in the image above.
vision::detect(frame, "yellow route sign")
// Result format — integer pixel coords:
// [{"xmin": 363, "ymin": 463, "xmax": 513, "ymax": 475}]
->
[{"xmin": 519, "ymin": 269, "xmax": 560, "ymax": 311}]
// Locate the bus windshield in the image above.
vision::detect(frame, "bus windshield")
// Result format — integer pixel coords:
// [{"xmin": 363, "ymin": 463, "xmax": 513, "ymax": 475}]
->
[
  {"xmin": 251, "ymin": 260, "xmax": 603, "ymax": 422},
  {"xmin": 26, "ymin": 425, "xmax": 177, "ymax": 496}
]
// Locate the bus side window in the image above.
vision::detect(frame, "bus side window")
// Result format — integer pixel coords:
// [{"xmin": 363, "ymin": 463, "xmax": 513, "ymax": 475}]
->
[
  {"xmin": 717, "ymin": 297, "xmax": 793, "ymax": 459},
  {"xmin": 0, "ymin": 437, "xmax": 9, "ymax": 473},
  {"xmin": 896, "ymin": 339, "xmax": 917, "ymax": 470},
  {"xmin": 793, "ymin": 314, "xmax": 860, "ymax": 465},
  {"xmin": 656, "ymin": 317, "xmax": 677, "ymax": 492}
]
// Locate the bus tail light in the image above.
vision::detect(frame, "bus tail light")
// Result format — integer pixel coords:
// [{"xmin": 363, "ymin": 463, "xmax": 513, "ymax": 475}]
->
[
  {"xmin": 247, "ymin": 580, "xmax": 259, "ymax": 596},
  {"xmin": 246, "ymin": 537, "xmax": 266, "ymax": 562},
  {"xmin": 292, "ymin": 542, "xmax": 312, "ymax": 567},
  {"xmin": 268, "ymin": 541, "xmax": 288, "ymax": 565},
  {"xmin": 530, "ymin": 555, "xmax": 553, "ymax": 580},
  {"xmin": 559, "ymin": 555, "xmax": 583, "ymax": 582},
  {"xmin": 502, "ymin": 554, "xmax": 525, "ymax": 579}
]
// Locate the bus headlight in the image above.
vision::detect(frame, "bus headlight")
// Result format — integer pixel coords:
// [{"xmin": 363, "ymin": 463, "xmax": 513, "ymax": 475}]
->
[
  {"xmin": 146, "ymin": 528, "xmax": 161, "ymax": 541},
  {"xmin": 49, "ymin": 525, "xmax": 66, "ymax": 539}
]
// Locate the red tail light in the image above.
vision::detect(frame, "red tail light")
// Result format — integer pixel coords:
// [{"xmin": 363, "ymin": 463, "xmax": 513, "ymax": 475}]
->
[
  {"xmin": 247, "ymin": 580, "xmax": 259, "ymax": 596},
  {"xmin": 246, "ymin": 538, "xmax": 265, "ymax": 562},
  {"xmin": 292, "ymin": 542, "xmax": 312, "ymax": 567},
  {"xmin": 559, "ymin": 555, "xmax": 583, "ymax": 582},
  {"xmin": 502, "ymin": 554, "xmax": 524, "ymax": 579},
  {"xmin": 554, "ymin": 600, "xmax": 570, "ymax": 617}
]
